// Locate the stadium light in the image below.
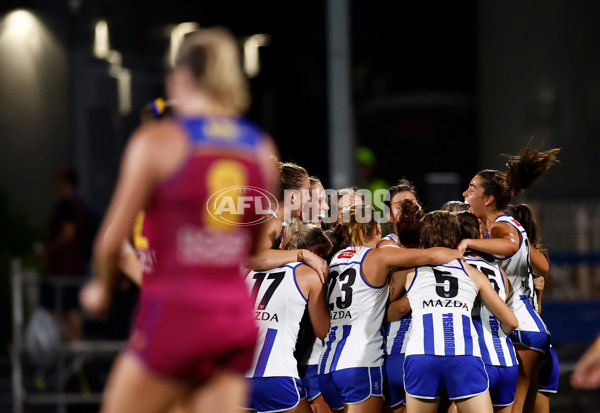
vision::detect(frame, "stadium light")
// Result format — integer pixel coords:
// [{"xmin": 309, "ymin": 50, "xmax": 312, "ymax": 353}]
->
[
  {"xmin": 93, "ymin": 20, "xmax": 110, "ymax": 59},
  {"xmin": 169, "ymin": 22, "xmax": 199, "ymax": 67},
  {"xmin": 243, "ymin": 34, "xmax": 270, "ymax": 78}
]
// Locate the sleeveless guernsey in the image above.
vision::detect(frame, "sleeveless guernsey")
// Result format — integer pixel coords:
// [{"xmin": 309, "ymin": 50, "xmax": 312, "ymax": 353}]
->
[
  {"xmin": 246, "ymin": 263, "xmax": 308, "ymax": 378},
  {"xmin": 319, "ymin": 246, "xmax": 388, "ymax": 373},
  {"xmin": 467, "ymin": 252, "xmax": 518, "ymax": 367},
  {"xmin": 405, "ymin": 259, "xmax": 480, "ymax": 357}
]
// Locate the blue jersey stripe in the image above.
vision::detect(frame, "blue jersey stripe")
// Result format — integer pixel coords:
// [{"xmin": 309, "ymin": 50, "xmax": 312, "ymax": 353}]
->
[
  {"xmin": 319, "ymin": 326, "xmax": 337, "ymax": 374},
  {"xmin": 391, "ymin": 317, "xmax": 412, "ymax": 354},
  {"xmin": 489, "ymin": 316, "xmax": 507, "ymax": 366},
  {"xmin": 473, "ymin": 316, "xmax": 491, "ymax": 364},
  {"xmin": 330, "ymin": 325, "xmax": 352, "ymax": 371},
  {"xmin": 507, "ymin": 336, "xmax": 518, "ymax": 365},
  {"xmin": 423, "ymin": 314, "xmax": 435, "ymax": 354},
  {"xmin": 442, "ymin": 313, "xmax": 455, "ymax": 356},
  {"xmin": 462, "ymin": 315, "xmax": 473, "ymax": 356},
  {"xmin": 521, "ymin": 295, "xmax": 547, "ymax": 333},
  {"xmin": 254, "ymin": 328, "xmax": 277, "ymax": 377}
]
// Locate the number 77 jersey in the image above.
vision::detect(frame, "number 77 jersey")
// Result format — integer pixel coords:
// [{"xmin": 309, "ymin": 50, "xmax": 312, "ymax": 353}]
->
[
  {"xmin": 405, "ymin": 259, "xmax": 481, "ymax": 357},
  {"xmin": 319, "ymin": 247, "xmax": 388, "ymax": 374},
  {"xmin": 245, "ymin": 263, "xmax": 308, "ymax": 379}
]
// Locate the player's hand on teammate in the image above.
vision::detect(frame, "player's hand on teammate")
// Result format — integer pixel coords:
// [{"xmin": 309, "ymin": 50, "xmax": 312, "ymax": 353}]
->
[
  {"xmin": 533, "ymin": 275, "xmax": 545, "ymax": 292},
  {"xmin": 80, "ymin": 278, "xmax": 111, "ymax": 319},
  {"xmin": 457, "ymin": 239, "xmax": 469, "ymax": 255},
  {"xmin": 303, "ymin": 249, "xmax": 329, "ymax": 283},
  {"xmin": 435, "ymin": 247, "xmax": 464, "ymax": 263}
]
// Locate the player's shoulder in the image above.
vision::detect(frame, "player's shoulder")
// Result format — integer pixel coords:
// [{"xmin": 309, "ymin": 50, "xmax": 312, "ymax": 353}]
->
[
  {"xmin": 377, "ymin": 238, "xmax": 399, "ymax": 249},
  {"xmin": 295, "ymin": 263, "xmax": 319, "ymax": 282},
  {"xmin": 126, "ymin": 121, "xmax": 186, "ymax": 155}
]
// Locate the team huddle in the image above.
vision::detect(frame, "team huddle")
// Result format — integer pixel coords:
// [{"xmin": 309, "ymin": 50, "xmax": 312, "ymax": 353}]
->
[
  {"xmin": 80, "ymin": 27, "xmax": 560, "ymax": 413},
  {"xmin": 243, "ymin": 146, "xmax": 559, "ymax": 413}
]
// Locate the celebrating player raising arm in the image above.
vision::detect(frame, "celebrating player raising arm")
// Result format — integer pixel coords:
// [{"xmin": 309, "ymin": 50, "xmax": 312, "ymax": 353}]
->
[{"xmin": 459, "ymin": 141, "xmax": 559, "ymax": 413}]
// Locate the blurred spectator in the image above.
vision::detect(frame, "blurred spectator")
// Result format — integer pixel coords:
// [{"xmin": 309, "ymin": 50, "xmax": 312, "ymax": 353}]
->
[{"xmin": 37, "ymin": 164, "xmax": 99, "ymax": 341}]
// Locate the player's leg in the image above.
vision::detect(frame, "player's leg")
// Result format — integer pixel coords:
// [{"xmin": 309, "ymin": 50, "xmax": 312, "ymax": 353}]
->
[
  {"xmin": 289, "ymin": 398, "xmax": 313, "ymax": 413},
  {"xmin": 532, "ymin": 393, "xmax": 549, "ymax": 413},
  {"xmin": 345, "ymin": 396, "xmax": 383, "ymax": 413},
  {"xmin": 100, "ymin": 353, "xmax": 191, "ymax": 413},
  {"xmin": 310, "ymin": 395, "xmax": 335, "ymax": 413},
  {"xmin": 392, "ymin": 404, "xmax": 406, "ymax": 413},
  {"xmin": 533, "ymin": 344, "xmax": 559, "ymax": 413},
  {"xmin": 454, "ymin": 393, "xmax": 493, "ymax": 413},
  {"xmin": 405, "ymin": 395, "xmax": 439, "ymax": 413},
  {"xmin": 523, "ymin": 361, "xmax": 543, "ymax": 413},
  {"xmin": 188, "ymin": 369, "xmax": 248, "ymax": 413},
  {"xmin": 511, "ymin": 346, "xmax": 541, "ymax": 413}
]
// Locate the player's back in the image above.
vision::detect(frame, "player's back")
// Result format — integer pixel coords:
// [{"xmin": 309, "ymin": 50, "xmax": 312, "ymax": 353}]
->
[
  {"xmin": 491, "ymin": 215, "xmax": 534, "ymax": 307},
  {"xmin": 466, "ymin": 252, "xmax": 518, "ymax": 367},
  {"xmin": 405, "ymin": 259, "xmax": 480, "ymax": 357},
  {"xmin": 245, "ymin": 263, "xmax": 308, "ymax": 378},
  {"xmin": 319, "ymin": 246, "xmax": 388, "ymax": 373},
  {"xmin": 143, "ymin": 115, "xmax": 269, "ymax": 306}
]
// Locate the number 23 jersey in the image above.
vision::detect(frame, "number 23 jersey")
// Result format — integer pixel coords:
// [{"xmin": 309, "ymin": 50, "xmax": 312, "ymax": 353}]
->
[
  {"xmin": 319, "ymin": 247, "xmax": 388, "ymax": 374},
  {"xmin": 405, "ymin": 259, "xmax": 480, "ymax": 357}
]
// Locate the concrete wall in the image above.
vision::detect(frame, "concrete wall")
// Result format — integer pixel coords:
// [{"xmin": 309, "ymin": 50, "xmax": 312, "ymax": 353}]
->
[{"xmin": 0, "ymin": 11, "xmax": 69, "ymax": 223}]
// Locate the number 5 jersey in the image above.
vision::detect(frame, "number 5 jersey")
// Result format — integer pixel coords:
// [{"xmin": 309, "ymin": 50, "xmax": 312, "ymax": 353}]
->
[
  {"xmin": 319, "ymin": 246, "xmax": 389, "ymax": 374},
  {"xmin": 404, "ymin": 259, "xmax": 481, "ymax": 357}
]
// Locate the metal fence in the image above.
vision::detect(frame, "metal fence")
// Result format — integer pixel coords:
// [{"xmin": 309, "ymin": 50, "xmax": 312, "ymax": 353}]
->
[{"xmin": 10, "ymin": 260, "xmax": 124, "ymax": 413}]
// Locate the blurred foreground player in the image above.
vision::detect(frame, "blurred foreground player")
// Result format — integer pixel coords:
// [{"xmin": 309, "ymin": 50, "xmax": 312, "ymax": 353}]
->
[
  {"xmin": 81, "ymin": 27, "xmax": 278, "ymax": 413},
  {"xmin": 572, "ymin": 335, "xmax": 600, "ymax": 390}
]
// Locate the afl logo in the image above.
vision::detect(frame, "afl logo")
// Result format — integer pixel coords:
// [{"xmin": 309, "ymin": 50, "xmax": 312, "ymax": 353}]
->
[{"xmin": 206, "ymin": 186, "xmax": 279, "ymax": 226}]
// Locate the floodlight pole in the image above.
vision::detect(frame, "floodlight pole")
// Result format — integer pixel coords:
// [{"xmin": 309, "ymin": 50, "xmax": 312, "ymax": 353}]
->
[{"xmin": 327, "ymin": 0, "xmax": 354, "ymax": 189}]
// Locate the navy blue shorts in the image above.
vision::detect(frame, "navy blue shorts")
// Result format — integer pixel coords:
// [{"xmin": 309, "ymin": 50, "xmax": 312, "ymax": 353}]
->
[
  {"xmin": 299, "ymin": 365, "xmax": 321, "ymax": 401},
  {"xmin": 385, "ymin": 353, "xmax": 406, "ymax": 407},
  {"xmin": 404, "ymin": 355, "xmax": 489, "ymax": 400},
  {"xmin": 510, "ymin": 331, "xmax": 550, "ymax": 355},
  {"xmin": 246, "ymin": 376, "xmax": 306, "ymax": 413},
  {"xmin": 538, "ymin": 345, "xmax": 559, "ymax": 394},
  {"xmin": 319, "ymin": 366, "xmax": 384, "ymax": 409},
  {"xmin": 485, "ymin": 364, "xmax": 518, "ymax": 406}
]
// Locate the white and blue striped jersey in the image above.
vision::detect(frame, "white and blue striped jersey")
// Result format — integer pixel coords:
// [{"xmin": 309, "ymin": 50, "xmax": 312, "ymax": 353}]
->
[
  {"xmin": 382, "ymin": 233, "xmax": 399, "ymax": 245},
  {"xmin": 319, "ymin": 246, "xmax": 388, "ymax": 374},
  {"xmin": 466, "ymin": 253, "xmax": 518, "ymax": 367},
  {"xmin": 405, "ymin": 259, "xmax": 480, "ymax": 357},
  {"xmin": 385, "ymin": 313, "xmax": 412, "ymax": 356},
  {"xmin": 245, "ymin": 262, "xmax": 307, "ymax": 378},
  {"xmin": 492, "ymin": 215, "xmax": 548, "ymax": 334},
  {"xmin": 380, "ymin": 233, "xmax": 412, "ymax": 356}
]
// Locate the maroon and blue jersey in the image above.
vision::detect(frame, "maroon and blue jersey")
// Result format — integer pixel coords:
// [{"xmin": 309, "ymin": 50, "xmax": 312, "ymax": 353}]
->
[
  {"xmin": 141, "ymin": 115, "xmax": 269, "ymax": 306},
  {"xmin": 128, "ymin": 115, "xmax": 270, "ymax": 382}
]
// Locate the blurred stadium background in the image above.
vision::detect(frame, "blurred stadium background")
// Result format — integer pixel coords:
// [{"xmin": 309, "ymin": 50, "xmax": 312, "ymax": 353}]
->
[{"xmin": 1, "ymin": 0, "xmax": 599, "ymax": 411}]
